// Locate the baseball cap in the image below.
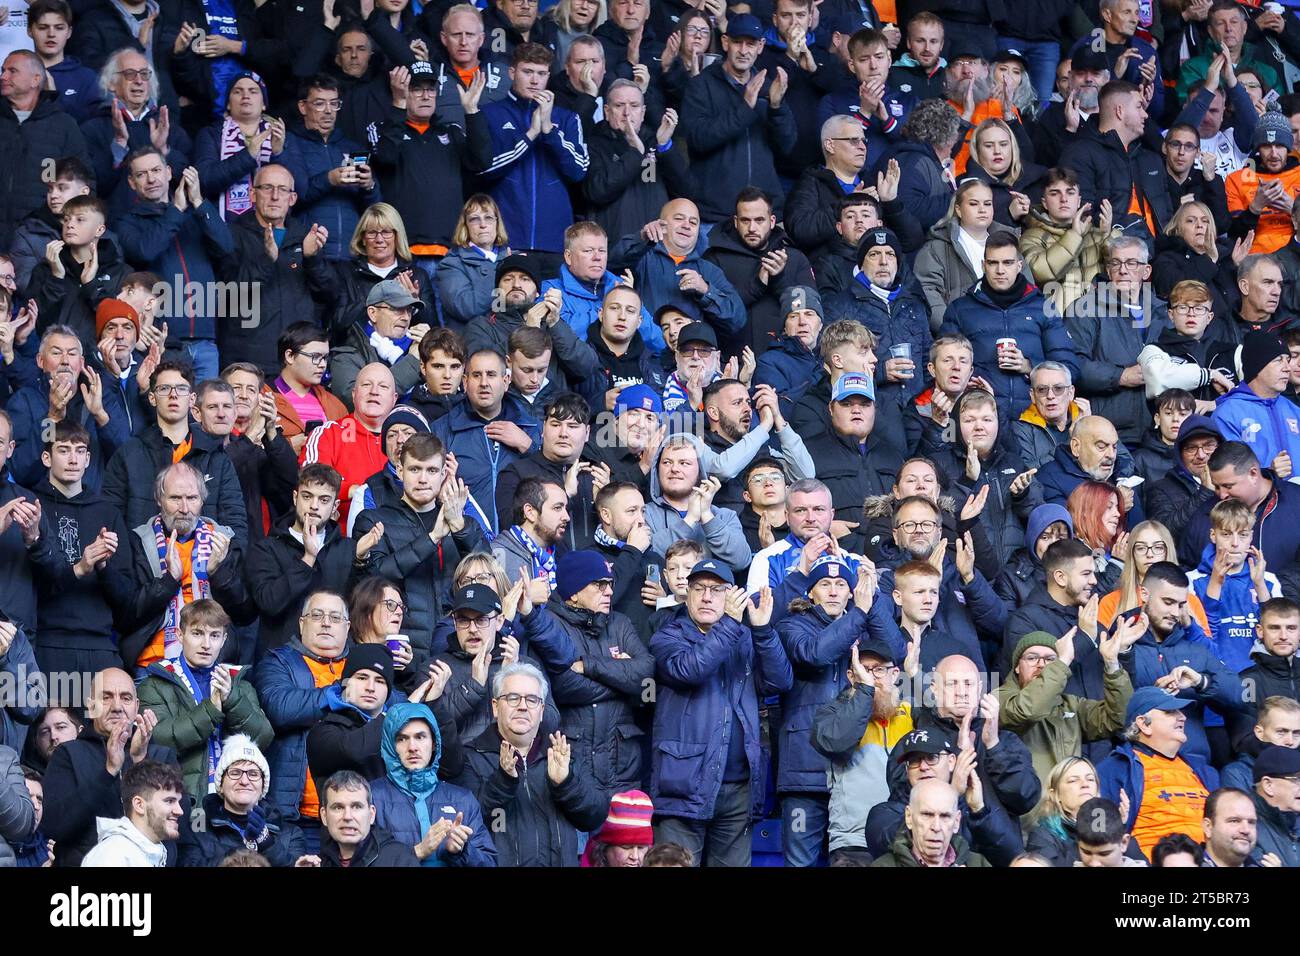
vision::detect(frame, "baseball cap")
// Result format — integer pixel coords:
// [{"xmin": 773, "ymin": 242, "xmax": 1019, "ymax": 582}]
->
[
  {"xmin": 409, "ymin": 60, "xmax": 438, "ymax": 87},
  {"xmin": 1253, "ymin": 744, "xmax": 1300, "ymax": 783},
  {"xmin": 856, "ymin": 637, "xmax": 898, "ymax": 666},
  {"xmin": 1070, "ymin": 47, "xmax": 1109, "ymax": 73},
  {"xmin": 676, "ymin": 321, "xmax": 718, "ymax": 351},
  {"xmin": 366, "ymin": 279, "xmax": 420, "ymax": 309},
  {"xmin": 613, "ymin": 383, "xmax": 663, "ymax": 416},
  {"xmin": 992, "ymin": 48, "xmax": 1029, "ymax": 69},
  {"xmin": 450, "ymin": 585, "xmax": 503, "ymax": 616},
  {"xmin": 686, "ymin": 559, "xmax": 735, "ymax": 586},
  {"xmin": 726, "ymin": 13, "xmax": 763, "ymax": 39},
  {"xmin": 1124, "ymin": 686, "xmax": 1193, "ymax": 725},
  {"xmin": 892, "ymin": 728, "xmax": 955, "ymax": 762},
  {"xmin": 831, "ymin": 371, "xmax": 875, "ymax": 403}
]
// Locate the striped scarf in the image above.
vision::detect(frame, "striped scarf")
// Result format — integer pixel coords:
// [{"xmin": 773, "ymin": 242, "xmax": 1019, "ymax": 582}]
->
[
  {"xmin": 153, "ymin": 515, "xmax": 214, "ymax": 661},
  {"xmin": 218, "ymin": 116, "xmax": 269, "ymax": 220},
  {"xmin": 165, "ymin": 657, "xmax": 222, "ymax": 792},
  {"xmin": 511, "ymin": 525, "xmax": 556, "ymax": 590}
]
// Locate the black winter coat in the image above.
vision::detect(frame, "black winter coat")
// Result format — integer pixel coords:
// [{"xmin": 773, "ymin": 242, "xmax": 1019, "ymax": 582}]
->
[
  {"xmin": 1058, "ymin": 118, "xmax": 1170, "ymax": 237},
  {"xmin": 0, "ymin": 92, "xmax": 87, "ymax": 247},
  {"xmin": 26, "ymin": 238, "xmax": 130, "ymax": 349},
  {"xmin": 319, "ymin": 825, "xmax": 420, "ymax": 866},
  {"xmin": 582, "ymin": 120, "xmax": 692, "ymax": 244},
  {"xmin": 703, "ymin": 220, "xmax": 814, "ymax": 355},
  {"xmin": 453, "ymin": 722, "xmax": 608, "ymax": 867},
  {"xmin": 354, "ymin": 500, "xmax": 484, "ymax": 653},
  {"xmin": 911, "ymin": 706, "xmax": 1042, "ymax": 818},
  {"xmin": 802, "ymin": 427, "xmax": 904, "ymax": 525},
  {"xmin": 216, "ymin": 213, "xmax": 333, "ymax": 374},
  {"xmin": 223, "ymin": 430, "xmax": 299, "ymax": 541}
]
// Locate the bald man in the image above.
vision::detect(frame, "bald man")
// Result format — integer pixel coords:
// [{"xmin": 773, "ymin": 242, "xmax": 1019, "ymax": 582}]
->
[
  {"xmin": 1035, "ymin": 414, "xmax": 1147, "ymax": 522},
  {"xmin": 40, "ymin": 667, "xmax": 183, "ymax": 867},
  {"xmin": 871, "ymin": 779, "xmax": 992, "ymax": 867},
  {"xmin": 301, "ymin": 363, "xmax": 397, "ymax": 531},
  {"xmin": 610, "ymin": 198, "xmax": 746, "ymax": 341},
  {"xmin": 910, "ymin": 654, "xmax": 1042, "ymax": 821}
]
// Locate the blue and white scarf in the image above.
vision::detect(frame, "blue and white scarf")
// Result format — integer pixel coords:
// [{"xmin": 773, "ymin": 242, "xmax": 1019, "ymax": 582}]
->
[
  {"xmin": 511, "ymin": 525, "xmax": 556, "ymax": 590},
  {"xmin": 163, "ymin": 656, "xmax": 222, "ymax": 792}
]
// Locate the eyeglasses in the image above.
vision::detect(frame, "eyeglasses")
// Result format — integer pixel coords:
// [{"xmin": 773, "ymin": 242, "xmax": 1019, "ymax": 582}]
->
[
  {"xmin": 1171, "ymin": 304, "xmax": 1211, "ymax": 317},
  {"xmin": 1132, "ymin": 542, "xmax": 1168, "ymax": 557},
  {"xmin": 689, "ymin": 583, "xmax": 729, "ymax": 597},
  {"xmin": 906, "ymin": 753, "xmax": 944, "ymax": 767},
  {"xmin": 748, "ymin": 472, "xmax": 784, "ymax": 486},
  {"xmin": 224, "ymin": 766, "xmax": 264, "ymax": 782},
  {"xmin": 153, "ymin": 383, "xmax": 192, "ymax": 396},
  {"xmin": 1107, "ymin": 258, "xmax": 1146, "ymax": 271},
  {"xmin": 684, "ymin": 26, "xmax": 712, "ymax": 37},
  {"xmin": 679, "ymin": 347, "xmax": 716, "ymax": 358},
  {"xmin": 0, "ymin": 272, "xmax": 16, "ymax": 286},
  {"xmin": 306, "ymin": 99, "xmax": 341, "ymax": 110},
  {"xmin": 459, "ymin": 572, "xmax": 495, "ymax": 586},
  {"xmin": 588, "ymin": 580, "xmax": 615, "ymax": 593},
  {"xmin": 896, "ymin": 520, "xmax": 939, "ymax": 534},
  {"xmin": 453, "ymin": 613, "xmax": 499, "ymax": 630},
  {"xmin": 1165, "ymin": 141, "xmax": 1198, "ymax": 152},
  {"xmin": 380, "ymin": 598, "xmax": 407, "ymax": 613},
  {"xmin": 364, "ymin": 229, "xmax": 395, "ymax": 239},
  {"xmin": 830, "ymin": 136, "xmax": 867, "ymax": 145},
  {"xmin": 1032, "ymin": 384, "xmax": 1070, "ymax": 396},
  {"xmin": 866, "ymin": 664, "xmax": 899, "ymax": 679},
  {"xmin": 295, "ymin": 349, "xmax": 329, "ymax": 366},
  {"xmin": 1020, "ymin": 652, "xmax": 1057, "ymax": 665},
  {"xmin": 254, "ymin": 184, "xmax": 294, "ymax": 196},
  {"xmin": 498, "ymin": 693, "xmax": 544, "ymax": 708},
  {"xmin": 302, "ymin": 610, "xmax": 349, "ymax": 624},
  {"xmin": 116, "ymin": 68, "xmax": 152, "ymax": 81}
]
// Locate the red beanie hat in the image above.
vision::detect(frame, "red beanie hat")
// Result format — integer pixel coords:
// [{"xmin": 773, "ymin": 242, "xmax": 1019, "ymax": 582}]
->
[
  {"xmin": 95, "ymin": 298, "xmax": 140, "ymax": 338},
  {"xmin": 581, "ymin": 790, "xmax": 654, "ymax": 866}
]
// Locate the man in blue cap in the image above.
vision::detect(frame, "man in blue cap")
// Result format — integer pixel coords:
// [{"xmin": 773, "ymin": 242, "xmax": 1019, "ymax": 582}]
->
[
  {"xmin": 649, "ymin": 558, "xmax": 791, "ymax": 865},
  {"xmin": 678, "ymin": 14, "xmax": 799, "ymax": 225},
  {"xmin": 1097, "ymin": 684, "xmax": 1220, "ymax": 860},
  {"xmin": 803, "ymin": 370, "xmax": 904, "ymax": 525},
  {"xmin": 581, "ymin": 382, "xmax": 663, "ymax": 493}
]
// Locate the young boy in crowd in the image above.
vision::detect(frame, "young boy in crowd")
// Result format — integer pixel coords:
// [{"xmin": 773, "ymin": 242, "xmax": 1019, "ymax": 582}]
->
[
  {"xmin": 10, "ymin": 156, "xmax": 94, "ymax": 293},
  {"xmin": 405, "ymin": 327, "xmax": 465, "ymax": 423},
  {"xmin": 1074, "ymin": 797, "xmax": 1147, "ymax": 867},
  {"xmin": 648, "ymin": 539, "xmax": 705, "ymax": 631},
  {"xmin": 1138, "ymin": 280, "xmax": 1234, "ymax": 408},
  {"xmin": 27, "ymin": 195, "xmax": 127, "ymax": 347},
  {"xmin": 889, "ymin": 560, "xmax": 985, "ymax": 676},
  {"xmin": 1188, "ymin": 499, "xmax": 1283, "ymax": 673},
  {"xmin": 1132, "ymin": 389, "xmax": 1196, "ymax": 485}
]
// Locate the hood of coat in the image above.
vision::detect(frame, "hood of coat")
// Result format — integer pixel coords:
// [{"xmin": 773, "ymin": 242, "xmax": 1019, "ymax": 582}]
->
[
  {"xmin": 648, "ymin": 431, "xmax": 711, "ymax": 501},
  {"xmin": 93, "ymin": 816, "xmax": 167, "ymax": 864}
]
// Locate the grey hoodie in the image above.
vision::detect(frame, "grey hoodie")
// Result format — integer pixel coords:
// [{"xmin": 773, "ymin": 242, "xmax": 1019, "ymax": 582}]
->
[
  {"xmin": 81, "ymin": 816, "xmax": 168, "ymax": 867},
  {"xmin": 644, "ymin": 432, "xmax": 752, "ymax": 568}
]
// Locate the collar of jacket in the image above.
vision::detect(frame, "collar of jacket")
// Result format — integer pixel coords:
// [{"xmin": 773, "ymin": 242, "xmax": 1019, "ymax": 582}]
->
[
  {"xmin": 587, "ymin": 319, "xmax": 646, "ymax": 362},
  {"xmin": 557, "ymin": 264, "xmax": 611, "ymax": 300},
  {"xmin": 549, "ymin": 598, "xmax": 604, "ymax": 632},
  {"xmin": 447, "ymin": 391, "xmax": 532, "ymax": 432},
  {"xmin": 287, "ymin": 636, "xmax": 351, "ymax": 665},
  {"xmin": 1018, "ymin": 401, "xmax": 1082, "ymax": 429}
]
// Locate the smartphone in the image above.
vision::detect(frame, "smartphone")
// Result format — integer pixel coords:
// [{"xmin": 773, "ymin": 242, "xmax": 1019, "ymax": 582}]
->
[
  {"xmin": 352, "ymin": 153, "xmax": 370, "ymax": 167},
  {"xmin": 304, "ymin": 419, "xmax": 323, "ymax": 435},
  {"xmin": 646, "ymin": 563, "xmax": 662, "ymax": 586}
]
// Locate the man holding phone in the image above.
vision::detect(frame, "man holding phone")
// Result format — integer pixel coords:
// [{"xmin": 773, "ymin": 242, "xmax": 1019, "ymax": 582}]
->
[
  {"xmin": 281, "ymin": 75, "xmax": 377, "ymax": 262},
  {"xmin": 1226, "ymin": 110, "xmax": 1300, "ymax": 254}
]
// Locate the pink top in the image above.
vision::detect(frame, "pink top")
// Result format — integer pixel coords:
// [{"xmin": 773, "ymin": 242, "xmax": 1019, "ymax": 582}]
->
[{"xmin": 276, "ymin": 376, "xmax": 327, "ymax": 428}]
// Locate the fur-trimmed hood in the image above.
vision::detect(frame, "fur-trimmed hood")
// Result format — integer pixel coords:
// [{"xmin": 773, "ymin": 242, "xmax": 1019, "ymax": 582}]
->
[{"xmin": 862, "ymin": 492, "xmax": 957, "ymax": 520}]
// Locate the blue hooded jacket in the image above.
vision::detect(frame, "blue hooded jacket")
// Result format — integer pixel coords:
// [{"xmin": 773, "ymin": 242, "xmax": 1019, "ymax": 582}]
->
[
  {"xmin": 1188, "ymin": 544, "xmax": 1282, "ymax": 673},
  {"xmin": 371, "ymin": 702, "xmax": 497, "ymax": 867},
  {"xmin": 1212, "ymin": 383, "xmax": 1300, "ymax": 474},
  {"xmin": 540, "ymin": 266, "xmax": 664, "ymax": 352}
]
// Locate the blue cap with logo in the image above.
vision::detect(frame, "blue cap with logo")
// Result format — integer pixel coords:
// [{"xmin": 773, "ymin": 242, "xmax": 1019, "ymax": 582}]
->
[
  {"xmin": 613, "ymin": 383, "xmax": 663, "ymax": 416},
  {"xmin": 832, "ymin": 371, "xmax": 875, "ymax": 403},
  {"xmin": 1124, "ymin": 686, "xmax": 1193, "ymax": 725},
  {"xmin": 726, "ymin": 13, "xmax": 764, "ymax": 39},
  {"xmin": 687, "ymin": 559, "xmax": 735, "ymax": 586}
]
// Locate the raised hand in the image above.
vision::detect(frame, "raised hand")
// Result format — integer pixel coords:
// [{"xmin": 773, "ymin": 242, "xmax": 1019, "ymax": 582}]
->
[
  {"xmin": 723, "ymin": 586, "xmax": 749, "ymax": 622},
  {"xmin": 546, "ymin": 731, "xmax": 571, "ymax": 784},
  {"xmin": 1009, "ymin": 468, "xmax": 1037, "ymax": 496},
  {"xmin": 747, "ymin": 586, "xmax": 773, "ymax": 627},
  {"xmin": 743, "ymin": 69, "xmax": 768, "ymax": 109},
  {"xmin": 499, "ymin": 634, "xmax": 520, "ymax": 668},
  {"xmin": 853, "ymin": 562, "xmax": 877, "ymax": 613},
  {"xmin": 499, "ymin": 740, "xmax": 520, "ymax": 777},
  {"xmin": 129, "ymin": 709, "xmax": 157, "ymax": 762},
  {"xmin": 847, "ymin": 640, "xmax": 875, "ymax": 688},
  {"xmin": 978, "ymin": 692, "xmax": 1000, "ymax": 748},
  {"xmin": 44, "ymin": 239, "xmax": 66, "ymax": 279},
  {"xmin": 207, "ymin": 530, "xmax": 232, "ymax": 571},
  {"xmin": 1055, "ymin": 626, "xmax": 1077, "ymax": 667},
  {"xmin": 459, "ymin": 68, "xmax": 486, "ymax": 114},
  {"xmin": 1077, "ymin": 592, "xmax": 1100, "ymax": 638},
  {"xmin": 954, "ymin": 532, "xmax": 975, "ymax": 583}
]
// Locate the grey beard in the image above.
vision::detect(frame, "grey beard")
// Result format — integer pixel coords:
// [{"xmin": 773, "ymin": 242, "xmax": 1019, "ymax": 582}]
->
[
  {"xmin": 947, "ymin": 75, "xmax": 993, "ymax": 104},
  {"xmin": 1077, "ymin": 87, "xmax": 1100, "ymax": 112}
]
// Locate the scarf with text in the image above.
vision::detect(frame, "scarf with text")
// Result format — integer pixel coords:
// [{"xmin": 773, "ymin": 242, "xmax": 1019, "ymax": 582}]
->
[{"xmin": 152, "ymin": 515, "xmax": 215, "ymax": 662}]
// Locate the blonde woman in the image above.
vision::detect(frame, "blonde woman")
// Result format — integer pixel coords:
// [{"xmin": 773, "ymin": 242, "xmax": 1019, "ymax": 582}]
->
[
  {"xmin": 326, "ymin": 202, "xmax": 435, "ymax": 335},
  {"xmin": 438, "ymin": 194, "xmax": 512, "ymax": 331},
  {"xmin": 549, "ymin": 0, "xmax": 607, "ymax": 60},
  {"xmin": 1097, "ymin": 519, "xmax": 1211, "ymax": 632},
  {"xmin": 913, "ymin": 179, "xmax": 999, "ymax": 330},
  {"xmin": 1023, "ymin": 757, "xmax": 1144, "ymax": 866},
  {"xmin": 430, "ymin": 552, "xmax": 516, "ymax": 655},
  {"xmin": 963, "ymin": 118, "xmax": 1047, "ymax": 229},
  {"xmin": 1151, "ymin": 200, "xmax": 1236, "ymax": 322}
]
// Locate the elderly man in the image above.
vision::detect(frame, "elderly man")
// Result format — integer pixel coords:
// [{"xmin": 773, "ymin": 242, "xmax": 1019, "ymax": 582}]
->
[
  {"xmin": 649, "ymin": 560, "xmax": 791, "ymax": 866},
  {"xmin": 116, "ymin": 461, "xmax": 251, "ymax": 673},
  {"xmin": 429, "ymin": 5, "xmax": 511, "ymax": 128},
  {"xmin": 1251, "ymin": 745, "xmax": 1300, "ymax": 867},
  {"xmin": 1011, "ymin": 362, "xmax": 1087, "ymax": 470},
  {"xmin": 583, "ymin": 79, "xmax": 689, "ymax": 244},
  {"xmin": 870, "ymin": 778, "xmax": 992, "ymax": 867},
  {"xmin": 609, "ymin": 198, "xmax": 746, "ymax": 340},
  {"xmin": 330, "ymin": 281, "xmax": 430, "ymax": 402},
  {"xmin": 81, "ymin": 48, "xmax": 193, "ymax": 217},
  {"xmin": 41, "ymin": 667, "xmax": 180, "ymax": 867},
  {"xmin": 1034, "ymin": 415, "xmax": 1145, "ymax": 522},
  {"xmin": 1098, "ymin": 686, "xmax": 1220, "ymax": 859},
  {"xmin": 302, "ymin": 363, "xmax": 398, "ymax": 532},
  {"xmin": 454, "ymin": 661, "xmax": 607, "ymax": 866},
  {"xmin": 1065, "ymin": 237, "xmax": 1169, "ymax": 445},
  {"xmin": 5, "ymin": 325, "xmax": 127, "ymax": 489},
  {"xmin": 1029, "ymin": 47, "xmax": 1109, "ymax": 168}
]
